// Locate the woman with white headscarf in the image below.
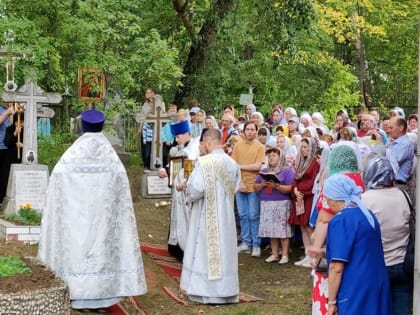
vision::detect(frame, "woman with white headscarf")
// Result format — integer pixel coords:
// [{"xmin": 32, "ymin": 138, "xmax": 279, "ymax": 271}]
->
[
  {"xmin": 323, "ymin": 174, "xmax": 391, "ymax": 315},
  {"xmin": 251, "ymin": 111, "xmax": 265, "ymax": 128}
]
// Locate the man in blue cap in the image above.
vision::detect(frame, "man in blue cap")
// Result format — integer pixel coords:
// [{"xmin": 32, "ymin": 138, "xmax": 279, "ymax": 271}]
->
[
  {"xmin": 38, "ymin": 109, "xmax": 147, "ymax": 310},
  {"xmin": 158, "ymin": 119, "xmax": 200, "ymax": 260}
]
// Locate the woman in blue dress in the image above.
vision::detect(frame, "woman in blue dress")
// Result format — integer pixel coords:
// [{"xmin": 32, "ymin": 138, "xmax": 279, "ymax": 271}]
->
[{"xmin": 323, "ymin": 174, "xmax": 391, "ymax": 315}]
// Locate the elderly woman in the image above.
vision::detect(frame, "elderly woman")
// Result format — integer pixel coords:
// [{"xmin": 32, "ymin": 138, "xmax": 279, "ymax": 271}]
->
[
  {"xmin": 323, "ymin": 174, "xmax": 391, "ymax": 315},
  {"xmin": 309, "ymin": 145, "xmax": 365, "ymax": 314},
  {"xmin": 251, "ymin": 111, "xmax": 265, "ymax": 128},
  {"xmin": 362, "ymin": 157, "xmax": 412, "ymax": 315},
  {"xmin": 300, "ymin": 112, "xmax": 313, "ymax": 128},
  {"xmin": 255, "ymin": 148, "xmax": 294, "ymax": 264},
  {"xmin": 310, "ymin": 145, "xmax": 365, "ymax": 258}
]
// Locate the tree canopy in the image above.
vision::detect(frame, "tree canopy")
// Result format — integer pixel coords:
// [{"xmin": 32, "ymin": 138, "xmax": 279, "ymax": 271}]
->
[{"xmin": 0, "ymin": 0, "xmax": 418, "ymax": 122}]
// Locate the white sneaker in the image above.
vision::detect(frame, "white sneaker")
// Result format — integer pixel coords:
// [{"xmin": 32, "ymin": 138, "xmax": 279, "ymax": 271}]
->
[
  {"xmin": 301, "ymin": 257, "xmax": 313, "ymax": 268},
  {"xmin": 294, "ymin": 256, "xmax": 310, "ymax": 266},
  {"xmin": 251, "ymin": 247, "xmax": 261, "ymax": 257},
  {"xmin": 237, "ymin": 242, "xmax": 251, "ymax": 253},
  {"xmin": 278, "ymin": 256, "xmax": 289, "ymax": 264},
  {"xmin": 265, "ymin": 255, "xmax": 279, "ymax": 263}
]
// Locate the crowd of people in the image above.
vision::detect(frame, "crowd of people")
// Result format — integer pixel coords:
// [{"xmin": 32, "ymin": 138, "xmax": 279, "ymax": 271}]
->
[{"xmin": 148, "ymin": 96, "xmax": 416, "ymax": 314}]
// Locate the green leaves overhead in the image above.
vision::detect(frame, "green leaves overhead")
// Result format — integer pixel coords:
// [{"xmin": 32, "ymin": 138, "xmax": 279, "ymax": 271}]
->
[{"xmin": 0, "ymin": 0, "xmax": 417, "ymax": 120}]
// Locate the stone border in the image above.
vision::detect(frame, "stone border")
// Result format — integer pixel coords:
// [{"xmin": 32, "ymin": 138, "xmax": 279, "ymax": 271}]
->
[
  {"xmin": 0, "ymin": 257, "xmax": 71, "ymax": 315},
  {"xmin": 0, "ymin": 218, "xmax": 40, "ymax": 244}
]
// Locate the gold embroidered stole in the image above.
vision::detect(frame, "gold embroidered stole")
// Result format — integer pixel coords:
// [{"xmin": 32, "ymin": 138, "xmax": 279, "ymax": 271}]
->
[{"xmin": 199, "ymin": 154, "xmax": 235, "ymax": 280}]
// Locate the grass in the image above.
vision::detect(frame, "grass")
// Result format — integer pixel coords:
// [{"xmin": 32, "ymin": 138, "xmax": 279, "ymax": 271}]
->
[{"xmin": 0, "ymin": 256, "xmax": 31, "ymax": 278}]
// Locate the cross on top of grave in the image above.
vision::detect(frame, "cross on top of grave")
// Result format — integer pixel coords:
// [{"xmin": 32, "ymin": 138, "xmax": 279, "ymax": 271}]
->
[
  {"xmin": 0, "ymin": 29, "xmax": 31, "ymax": 92},
  {"xmin": 1, "ymin": 75, "xmax": 62, "ymax": 164}
]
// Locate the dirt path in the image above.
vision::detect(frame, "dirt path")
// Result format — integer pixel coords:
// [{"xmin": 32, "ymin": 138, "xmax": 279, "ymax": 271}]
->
[{"xmin": 0, "ymin": 165, "xmax": 313, "ymax": 315}]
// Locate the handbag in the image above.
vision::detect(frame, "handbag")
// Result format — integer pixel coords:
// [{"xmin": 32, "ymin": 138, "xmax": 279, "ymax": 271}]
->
[{"xmin": 399, "ymin": 188, "xmax": 415, "ymax": 273}]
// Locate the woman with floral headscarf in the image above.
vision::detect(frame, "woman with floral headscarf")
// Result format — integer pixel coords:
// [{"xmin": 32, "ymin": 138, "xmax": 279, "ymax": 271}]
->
[
  {"xmin": 323, "ymin": 174, "xmax": 391, "ymax": 315},
  {"xmin": 288, "ymin": 137, "xmax": 320, "ymax": 267},
  {"xmin": 362, "ymin": 157, "xmax": 412, "ymax": 315}
]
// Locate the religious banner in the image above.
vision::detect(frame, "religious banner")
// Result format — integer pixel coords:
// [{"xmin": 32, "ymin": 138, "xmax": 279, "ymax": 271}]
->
[{"xmin": 77, "ymin": 67, "xmax": 105, "ymax": 102}]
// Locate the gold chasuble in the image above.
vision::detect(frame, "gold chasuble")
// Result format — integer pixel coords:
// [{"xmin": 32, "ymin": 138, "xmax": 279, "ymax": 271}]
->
[{"xmin": 198, "ymin": 154, "xmax": 236, "ymax": 280}]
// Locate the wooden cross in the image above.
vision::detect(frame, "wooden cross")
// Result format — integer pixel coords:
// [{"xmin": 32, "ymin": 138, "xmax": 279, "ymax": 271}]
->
[{"xmin": 0, "ymin": 29, "xmax": 30, "ymax": 92}]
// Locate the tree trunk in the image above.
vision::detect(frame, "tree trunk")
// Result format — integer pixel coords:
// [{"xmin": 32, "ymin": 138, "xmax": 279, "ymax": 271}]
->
[
  {"xmin": 353, "ymin": 12, "xmax": 372, "ymax": 109},
  {"xmin": 173, "ymin": 0, "xmax": 236, "ymax": 106}
]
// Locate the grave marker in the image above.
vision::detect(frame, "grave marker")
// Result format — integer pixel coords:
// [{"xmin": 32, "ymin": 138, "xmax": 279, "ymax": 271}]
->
[{"xmin": 1, "ymin": 76, "xmax": 62, "ymax": 214}]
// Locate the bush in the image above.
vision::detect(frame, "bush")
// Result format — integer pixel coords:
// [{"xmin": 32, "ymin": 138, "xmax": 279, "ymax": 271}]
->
[{"xmin": 38, "ymin": 129, "xmax": 77, "ymax": 171}]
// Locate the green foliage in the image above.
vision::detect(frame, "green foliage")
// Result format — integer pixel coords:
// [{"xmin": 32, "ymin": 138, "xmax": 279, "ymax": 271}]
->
[
  {"xmin": 0, "ymin": 0, "xmax": 417, "ymax": 121},
  {"xmin": 3, "ymin": 207, "xmax": 42, "ymax": 226},
  {"xmin": 38, "ymin": 129, "xmax": 77, "ymax": 171},
  {"xmin": 0, "ymin": 256, "xmax": 31, "ymax": 278}
]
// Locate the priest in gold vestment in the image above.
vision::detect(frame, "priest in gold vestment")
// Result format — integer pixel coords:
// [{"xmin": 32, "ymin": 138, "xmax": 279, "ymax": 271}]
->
[{"xmin": 180, "ymin": 129, "xmax": 241, "ymax": 303}]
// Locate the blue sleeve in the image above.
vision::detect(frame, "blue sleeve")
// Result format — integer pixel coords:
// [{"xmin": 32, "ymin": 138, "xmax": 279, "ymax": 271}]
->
[
  {"xmin": 326, "ymin": 212, "xmax": 357, "ymax": 264},
  {"xmin": 393, "ymin": 141, "xmax": 414, "ymax": 164}
]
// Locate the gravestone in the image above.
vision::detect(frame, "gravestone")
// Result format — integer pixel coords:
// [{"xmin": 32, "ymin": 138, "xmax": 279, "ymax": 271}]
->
[
  {"xmin": 37, "ymin": 106, "xmax": 55, "ymax": 136},
  {"xmin": 136, "ymin": 109, "xmax": 175, "ymax": 198},
  {"xmin": 1, "ymin": 77, "xmax": 62, "ymax": 215}
]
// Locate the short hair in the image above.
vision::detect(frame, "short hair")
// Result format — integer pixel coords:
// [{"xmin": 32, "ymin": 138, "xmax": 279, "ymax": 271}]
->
[
  {"xmin": 276, "ymin": 125, "xmax": 285, "ymax": 132},
  {"xmin": 203, "ymin": 128, "xmax": 222, "ymax": 143},
  {"xmin": 243, "ymin": 120, "xmax": 258, "ymax": 131},
  {"xmin": 146, "ymin": 87, "xmax": 155, "ymax": 93},
  {"xmin": 266, "ymin": 147, "xmax": 280, "ymax": 155},
  {"xmin": 395, "ymin": 117, "xmax": 408, "ymax": 131},
  {"xmin": 223, "ymin": 104, "xmax": 234, "ymax": 111},
  {"xmin": 221, "ymin": 113, "xmax": 234, "ymax": 123},
  {"xmin": 408, "ymin": 114, "xmax": 418, "ymax": 122},
  {"xmin": 257, "ymin": 127, "xmax": 268, "ymax": 136}
]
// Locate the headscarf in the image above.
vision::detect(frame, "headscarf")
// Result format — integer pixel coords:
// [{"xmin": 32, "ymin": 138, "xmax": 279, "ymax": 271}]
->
[
  {"xmin": 266, "ymin": 148, "xmax": 288, "ymax": 174},
  {"xmin": 300, "ymin": 112, "xmax": 313, "ymax": 126},
  {"xmin": 295, "ymin": 137, "xmax": 318, "ymax": 180},
  {"xmin": 328, "ymin": 145, "xmax": 358, "ymax": 175},
  {"xmin": 257, "ymin": 126, "xmax": 270, "ymax": 145},
  {"xmin": 285, "ymin": 107, "xmax": 297, "ymax": 117},
  {"xmin": 363, "ymin": 156, "xmax": 395, "ymax": 190},
  {"xmin": 265, "ymin": 136, "xmax": 277, "ymax": 148},
  {"xmin": 252, "ymin": 111, "xmax": 265, "ymax": 126},
  {"xmin": 302, "ymin": 126, "xmax": 318, "ymax": 139},
  {"xmin": 275, "ymin": 125, "xmax": 289, "ymax": 137},
  {"xmin": 271, "ymin": 109, "xmax": 284, "ymax": 127},
  {"xmin": 312, "ymin": 112, "xmax": 325, "ymax": 126},
  {"xmin": 277, "ymin": 134, "xmax": 296, "ymax": 157},
  {"xmin": 323, "ymin": 174, "xmax": 375, "ymax": 229},
  {"xmin": 206, "ymin": 115, "xmax": 219, "ymax": 130}
]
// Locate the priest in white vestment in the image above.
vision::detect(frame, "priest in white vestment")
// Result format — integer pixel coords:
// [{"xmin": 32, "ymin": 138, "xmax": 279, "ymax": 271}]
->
[
  {"xmin": 180, "ymin": 128, "xmax": 241, "ymax": 304},
  {"xmin": 158, "ymin": 119, "xmax": 200, "ymax": 261},
  {"xmin": 38, "ymin": 110, "xmax": 147, "ymax": 309}
]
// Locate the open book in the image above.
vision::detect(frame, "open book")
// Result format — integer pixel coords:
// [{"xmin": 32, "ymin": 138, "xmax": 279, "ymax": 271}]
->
[{"xmin": 258, "ymin": 172, "xmax": 281, "ymax": 184}]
